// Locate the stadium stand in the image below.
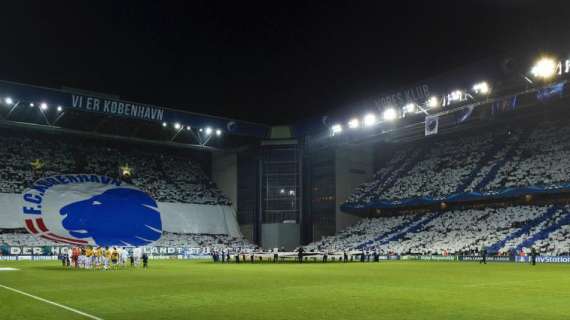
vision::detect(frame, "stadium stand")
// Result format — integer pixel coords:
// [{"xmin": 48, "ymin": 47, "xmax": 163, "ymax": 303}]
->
[
  {"xmin": 0, "ymin": 128, "xmax": 259, "ymax": 250},
  {"xmin": 0, "ymin": 131, "xmax": 230, "ymax": 205},
  {"xmin": 307, "ymin": 205, "xmax": 570, "ymax": 256},
  {"xmin": 328, "ymin": 117, "xmax": 570, "ymax": 257},
  {"xmin": 155, "ymin": 232, "xmax": 256, "ymax": 250},
  {"xmin": 345, "ymin": 119, "xmax": 570, "ymax": 205}
]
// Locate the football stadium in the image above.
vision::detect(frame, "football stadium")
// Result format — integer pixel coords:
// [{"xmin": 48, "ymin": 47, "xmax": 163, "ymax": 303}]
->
[{"xmin": 2, "ymin": 2, "xmax": 570, "ymax": 320}]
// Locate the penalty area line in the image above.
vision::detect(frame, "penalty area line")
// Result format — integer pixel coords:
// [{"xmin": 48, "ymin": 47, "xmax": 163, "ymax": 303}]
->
[{"xmin": 0, "ymin": 284, "xmax": 103, "ymax": 320}]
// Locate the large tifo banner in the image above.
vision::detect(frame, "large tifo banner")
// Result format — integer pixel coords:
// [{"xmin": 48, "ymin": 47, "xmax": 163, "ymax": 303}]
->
[
  {"xmin": 21, "ymin": 175, "xmax": 162, "ymax": 246},
  {"xmin": 0, "ymin": 174, "xmax": 241, "ymax": 246}
]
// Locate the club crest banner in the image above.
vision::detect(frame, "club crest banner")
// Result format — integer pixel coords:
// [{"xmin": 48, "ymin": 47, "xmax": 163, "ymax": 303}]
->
[
  {"xmin": 21, "ymin": 175, "xmax": 162, "ymax": 247},
  {"xmin": 425, "ymin": 115, "xmax": 439, "ymax": 136}
]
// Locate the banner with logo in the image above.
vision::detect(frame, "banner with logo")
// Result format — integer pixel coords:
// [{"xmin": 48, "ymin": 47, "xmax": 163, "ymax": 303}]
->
[
  {"xmin": 424, "ymin": 115, "xmax": 439, "ymax": 136},
  {"xmin": 2, "ymin": 192, "xmax": 241, "ymax": 237},
  {"xmin": 516, "ymin": 256, "xmax": 570, "ymax": 264},
  {"xmin": 459, "ymin": 256, "xmax": 513, "ymax": 262},
  {"xmin": 21, "ymin": 175, "xmax": 162, "ymax": 247},
  {"xmin": 0, "ymin": 245, "xmax": 213, "ymax": 258},
  {"xmin": 419, "ymin": 255, "xmax": 456, "ymax": 261}
]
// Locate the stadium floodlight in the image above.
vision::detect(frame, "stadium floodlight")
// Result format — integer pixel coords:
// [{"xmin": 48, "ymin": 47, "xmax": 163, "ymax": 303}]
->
[
  {"xmin": 162, "ymin": 122, "xmax": 167, "ymax": 127},
  {"xmin": 531, "ymin": 57, "xmax": 557, "ymax": 79},
  {"xmin": 280, "ymin": 189, "xmax": 285, "ymax": 194},
  {"xmin": 215, "ymin": 129, "xmax": 222, "ymax": 136},
  {"xmin": 427, "ymin": 96, "xmax": 439, "ymax": 108},
  {"xmin": 29, "ymin": 102, "xmax": 34, "ymax": 107},
  {"xmin": 404, "ymin": 103, "xmax": 416, "ymax": 114},
  {"xmin": 186, "ymin": 125, "xmax": 191, "ymax": 130},
  {"xmin": 448, "ymin": 90, "xmax": 463, "ymax": 102},
  {"xmin": 174, "ymin": 122, "xmax": 181, "ymax": 130},
  {"xmin": 288, "ymin": 190, "xmax": 295, "ymax": 196},
  {"xmin": 40, "ymin": 102, "xmax": 48, "ymax": 111},
  {"xmin": 473, "ymin": 81, "xmax": 490, "ymax": 95},
  {"xmin": 199, "ymin": 128, "xmax": 203, "ymax": 132},
  {"xmin": 205, "ymin": 127, "xmax": 213, "ymax": 135},
  {"xmin": 331, "ymin": 123, "xmax": 343, "ymax": 135},
  {"xmin": 57, "ymin": 106, "xmax": 63, "ymax": 112},
  {"xmin": 4, "ymin": 97, "xmax": 13, "ymax": 105},
  {"xmin": 347, "ymin": 118, "xmax": 360, "ymax": 129},
  {"xmin": 383, "ymin": 108, "xmax": 397, "ymax": 121},
  {"xmin": 363, "ymin": 113, "xmax": 377, "ymax": 127}
]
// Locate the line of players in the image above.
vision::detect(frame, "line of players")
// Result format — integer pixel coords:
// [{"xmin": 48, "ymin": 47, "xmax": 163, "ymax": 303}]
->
[{"xmin": 59, "ymin": 246, "xmax": 148, "ymax": 269}]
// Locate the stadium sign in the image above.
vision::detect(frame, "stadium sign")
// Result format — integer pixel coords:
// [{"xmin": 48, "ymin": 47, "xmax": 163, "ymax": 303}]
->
[
  {"xmin": 0, "ymin": 80, "xmax": 270, "ymax": 138},
  {"xmin": 374, "ymin": 84, "xmax": 431, "ymax": 109},
  {"xmin": 71, "ymin": 94, "xmax": 165, "ymax": 121},
  {"xmin": 557, "ymin": 59, "xmax": 570, "ymax": 76},
  {"xmin": 419, "ymin": 255, "xmax": 456, "ymax": 261},
  {"xmin": 516, "ymin": 256, "xmax": 570, "ymax": 264},
  {"xmin": 21, "ymin": 175, "xmax": 162, "ymax": 247},
  {"xmin": 459, "ymin": 256, "xmax": 513, "ymax": 262},
  {"xmin": 0, "ymin": 246, "xmax": 212, "ymax": 260}
]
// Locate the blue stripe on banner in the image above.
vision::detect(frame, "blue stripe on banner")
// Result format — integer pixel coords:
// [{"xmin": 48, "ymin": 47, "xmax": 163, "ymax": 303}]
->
[{"xmin": 537, "ymin": 82, "xmax": 565, "ymax": 102}]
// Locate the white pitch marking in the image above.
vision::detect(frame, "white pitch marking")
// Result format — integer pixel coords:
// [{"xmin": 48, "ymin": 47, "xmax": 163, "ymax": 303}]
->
[
  {"xmin": 0, "ymin": 284, "xmax": 103, "ymax": 320},
  {"xmin": 0, "ymin": 268, "xmax": 19, "ymax": 271}
]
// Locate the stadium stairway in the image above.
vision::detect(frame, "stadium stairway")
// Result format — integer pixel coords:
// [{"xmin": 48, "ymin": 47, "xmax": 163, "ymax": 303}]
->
[
  {"xmin": 515, "ymin": 209, "xmax": 570, "ymax": 252},
  {"xmin": 487, "ymin": 205, "xmax": 559, "ymax": 253}
]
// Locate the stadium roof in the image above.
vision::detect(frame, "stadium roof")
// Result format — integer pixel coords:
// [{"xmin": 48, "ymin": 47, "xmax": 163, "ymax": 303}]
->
[{"xmin": 0, "ymin": 80, "xmax": 268, "ymax": 151}]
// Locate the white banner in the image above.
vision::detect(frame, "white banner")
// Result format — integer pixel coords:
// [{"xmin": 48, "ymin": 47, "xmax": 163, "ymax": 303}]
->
[
  {"xmin": 1, "ymin": 193, "xmax": 241, "ymax": 238},
  {"xmin": 425, "ymin": 115, "xmax": 439, "ymax": 136}
]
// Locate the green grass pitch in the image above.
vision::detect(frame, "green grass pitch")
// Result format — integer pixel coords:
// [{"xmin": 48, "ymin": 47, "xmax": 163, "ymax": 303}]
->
[{"xmin": 0, "ymin": 260, "xmax": 569, "ymax": 320}]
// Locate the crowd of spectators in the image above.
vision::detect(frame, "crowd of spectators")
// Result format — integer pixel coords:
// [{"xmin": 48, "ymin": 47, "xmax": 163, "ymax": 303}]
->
[
  {"xmin": 0, "ymin": 229, "xmax": 255, "ymax": 251},
  {"xmin": 307, "ymin": 205, "xmax": 570, "ymax": 256},
  {"xmin": 346, "ymin": 120, "xmax": 570, "ymax": 205},
  {"xmin": 0, "ymin": 132, "xmax": 230, "ymax": 205}
]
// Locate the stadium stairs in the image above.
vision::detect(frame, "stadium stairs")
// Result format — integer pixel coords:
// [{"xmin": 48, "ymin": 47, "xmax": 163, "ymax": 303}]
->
[
  {"xmin": 488, "ymin": 206, "xmax": 559, "ymax": 253},
  {"xmin": 515, "ymin": 209, "xmax": 570, "ymax": 252}
]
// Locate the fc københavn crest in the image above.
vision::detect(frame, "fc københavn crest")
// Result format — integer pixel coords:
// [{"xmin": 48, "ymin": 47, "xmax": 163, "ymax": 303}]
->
[{"xmin": 21, "ymin": 175, "xmax": 162, "ymax": 246}]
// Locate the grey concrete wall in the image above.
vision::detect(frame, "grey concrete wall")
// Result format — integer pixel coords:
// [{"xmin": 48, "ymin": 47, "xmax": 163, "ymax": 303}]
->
[
  {"xmin": 261, "ymin": 223, "xmax": 300, "ymax": 250},
  {"xmin": 212, "ymin": 152, "xmax": 238, "ymax": 212},
  {"xmin": 335, "ymin": 145, "xmax": 374, "ymax": 232}
]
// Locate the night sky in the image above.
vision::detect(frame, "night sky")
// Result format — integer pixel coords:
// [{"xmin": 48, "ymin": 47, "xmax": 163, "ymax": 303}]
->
[{"xmin": 0, "ymin": 1, "xmax": 568, "ymax": 125}]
